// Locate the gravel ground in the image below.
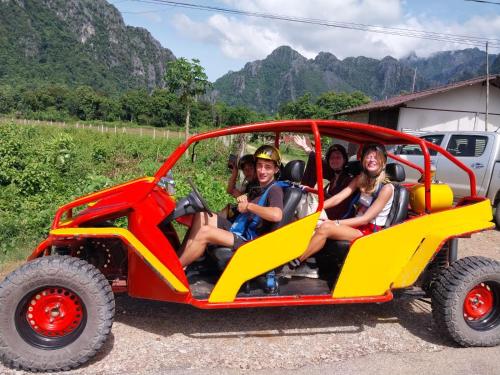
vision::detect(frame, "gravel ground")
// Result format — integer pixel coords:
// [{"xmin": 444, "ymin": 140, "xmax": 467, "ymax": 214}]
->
[{"xmin": 0, "ymin": 230, "xmax": 499, "ymax": 374}]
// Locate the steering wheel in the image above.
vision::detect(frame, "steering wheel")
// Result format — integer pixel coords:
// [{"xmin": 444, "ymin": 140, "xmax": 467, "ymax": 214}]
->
[{"xmin": 187, "ymin": 178, "xmax": 213, "ymax": 217}]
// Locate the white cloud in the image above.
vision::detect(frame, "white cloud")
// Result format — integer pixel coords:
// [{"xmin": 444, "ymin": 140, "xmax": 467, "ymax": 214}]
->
[
  {"xmin": 172, "ymin": 13, "xmax": 216, "ymax": 42},
  {"xmin": 142, "ymin": 12, "xmax": 163, "ymax": 24},
  {"xmin": 170, "ymin": 0, "xmax": 500, "ymax": 63},
  {"xmin": 206, "ymin": 14, "xmax": 288, "ymax": 59}
]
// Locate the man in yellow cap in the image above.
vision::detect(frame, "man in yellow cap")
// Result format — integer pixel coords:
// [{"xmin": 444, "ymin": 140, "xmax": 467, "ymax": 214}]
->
[{"xmin": 179, "ymin": 145, "xmax": 284, "ymax": 267}]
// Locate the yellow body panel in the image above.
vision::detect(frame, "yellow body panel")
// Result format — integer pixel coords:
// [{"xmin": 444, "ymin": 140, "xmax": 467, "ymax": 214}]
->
[
  {"xmin": 50, "ymin": 227, "xmax": 188, "ymax": 293},
  {"xmin": 209, "ymin": 213, "xmax": 320, "ymax": 303},
  {"xmin": 333, "ymin": 199, "xmax": 494, "ymax": 298}
]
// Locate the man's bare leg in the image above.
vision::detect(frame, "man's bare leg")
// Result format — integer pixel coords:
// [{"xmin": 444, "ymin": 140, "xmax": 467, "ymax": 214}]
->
[
  {"xmin": 179, "ymin": 226, "xmax": 234, "ymax": 267},
  {"xmin": 178, "ymin": 212, "xmax": 217, "ymax": 257}
]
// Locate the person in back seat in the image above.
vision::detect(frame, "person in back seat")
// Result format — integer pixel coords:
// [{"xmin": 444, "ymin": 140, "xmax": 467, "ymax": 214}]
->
[
  {"xmin": 179, "ymin": 145, "xmax": 284, "ymax": 268},
  {"xmin": 289, "ymin": 143, "xmax": 394, "ymax": 269},
  {"xmin": 227, "ymin": 154, "xmax": 258, "ymax": 198},
  {"xmin": 293, "ymin": 135, "xmax": 355, "ymax": 219}
]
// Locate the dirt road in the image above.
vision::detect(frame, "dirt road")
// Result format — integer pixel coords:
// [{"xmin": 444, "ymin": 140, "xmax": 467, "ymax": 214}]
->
[{"xmin": 0, "ymin": 230, "xmax": 499, "ymax": 374}]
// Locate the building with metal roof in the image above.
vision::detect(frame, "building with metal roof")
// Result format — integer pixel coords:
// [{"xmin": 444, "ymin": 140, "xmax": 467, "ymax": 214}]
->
[{"xmin": 335, "ymin": 75, "xmax": 500, "ymax": 133}]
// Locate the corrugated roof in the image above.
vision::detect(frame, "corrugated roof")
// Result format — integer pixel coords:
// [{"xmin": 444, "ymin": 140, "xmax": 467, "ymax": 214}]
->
[{"xmin": 336, "ymin": 75, "xmax": 500, "ymax": 115}]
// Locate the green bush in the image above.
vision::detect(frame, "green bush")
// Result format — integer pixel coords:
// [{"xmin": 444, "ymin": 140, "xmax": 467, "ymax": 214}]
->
[{"xmin": 0, "ymin": 122, "xmax": 232, "ymax": 263}]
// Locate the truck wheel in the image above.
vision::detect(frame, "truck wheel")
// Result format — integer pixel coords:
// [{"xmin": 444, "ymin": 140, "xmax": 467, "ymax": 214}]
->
[
  {"xmin": 431, "ymin": 256, "xmax": 500, "ymax": 347},
  {"xmin": 0, "ymin": 256, "xmax": 115, "ymax": 371}
]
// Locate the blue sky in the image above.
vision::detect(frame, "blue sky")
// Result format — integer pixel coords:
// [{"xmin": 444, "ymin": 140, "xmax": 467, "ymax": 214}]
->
[{"xmin": 112, "ymin": 0, "xmax": 500, "ymax": 81}]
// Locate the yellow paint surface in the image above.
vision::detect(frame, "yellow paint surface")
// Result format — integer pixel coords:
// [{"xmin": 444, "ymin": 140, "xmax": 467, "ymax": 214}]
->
[
  {"xmin": 333, "ymin": 199, "xmax": 494, "ymax": 298},
  {"xmin": 209, "ymin": 213, "xmax": 320, "ymax": 303},
  {"xmin": 50, "ymin": 227, "xmax": 188, "ymax": 293}
]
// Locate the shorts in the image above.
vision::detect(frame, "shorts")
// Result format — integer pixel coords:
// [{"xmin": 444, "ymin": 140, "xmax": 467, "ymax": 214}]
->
[
  {"xmin": 217, "ymin": 216, "xmax": 247, "ymax": 251},
  {"xmin": 355, "ymin": 223, "xmax": 381, "ymax": 236}
]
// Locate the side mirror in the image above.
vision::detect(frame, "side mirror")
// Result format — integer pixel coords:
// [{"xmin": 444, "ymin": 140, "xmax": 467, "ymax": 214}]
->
[{"xmin": 158, "ymin": 170, "xmax": 176, "ymax": 194}]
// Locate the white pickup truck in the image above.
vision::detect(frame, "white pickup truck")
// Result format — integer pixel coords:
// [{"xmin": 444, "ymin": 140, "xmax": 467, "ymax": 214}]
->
[{"xmin": 392, "ymin": 131, "xmax": 500, "ymax": 226}]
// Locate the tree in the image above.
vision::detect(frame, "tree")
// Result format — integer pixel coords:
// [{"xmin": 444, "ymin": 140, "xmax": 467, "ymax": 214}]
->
[
  {"xmin": 278, "ymin": 91, "xmax": 371, "ymax": 120},
  {"xmin": 164, "ymin": 58, "xmax": 211, "ymax": 139},
  {"xmin": 0, "ymin": 85, "xmax": 15, "ymax": 114},
  {"xmin": 278, "ymin": 93, "xmax": 319, "ymax": 119},
  {"xmin": 315, "ymin": 91, "xmax": 370, "ymax": 117},
  {"xmin": 120, "ymin": 89, "xmax": 149, "ymax": 124},
  {"xmin": 149, "ymin": 89, "xmax": 182, "ymax": 126},
  {"xmin": 69, "ymin": 86, "xmax": 101, "ymax": 120}
]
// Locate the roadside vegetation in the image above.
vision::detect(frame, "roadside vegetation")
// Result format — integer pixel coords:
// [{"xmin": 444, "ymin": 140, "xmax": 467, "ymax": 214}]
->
[
  {"xmin": 0, "ymin": 82, "xmax": 368, "ymax": 132},
  {"xmin": 0, "ymin": 58, "xmax": 369, "ymax": 264},
  {"xmin": 0, "ymin": 122, "xmax": 233, "ymax": 263}
]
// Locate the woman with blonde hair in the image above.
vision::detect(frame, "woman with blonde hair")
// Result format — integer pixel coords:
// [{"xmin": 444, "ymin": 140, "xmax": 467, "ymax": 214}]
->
[{"xmin": 289, "ymin": 143, "xmax": 394, "ymax": 268}]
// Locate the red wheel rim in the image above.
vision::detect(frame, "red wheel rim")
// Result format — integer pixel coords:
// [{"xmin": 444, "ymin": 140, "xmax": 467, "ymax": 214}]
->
[
  {"xmin": 26, "ymin": 288, "xmax": 84, "ymax": 337},
  {"xmin": 463, "ymin": 283, "xmax": 494, "ymax": 321}
]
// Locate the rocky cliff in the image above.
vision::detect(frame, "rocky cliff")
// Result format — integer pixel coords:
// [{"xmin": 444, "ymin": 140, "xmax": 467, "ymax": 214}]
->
[
  {"xmin": 213, "ymin": 46, "xmax": 500, "ymax": 113},
  {"xmin": 0, "ymin": 0, "xmax": 175, "ymax": 92}
]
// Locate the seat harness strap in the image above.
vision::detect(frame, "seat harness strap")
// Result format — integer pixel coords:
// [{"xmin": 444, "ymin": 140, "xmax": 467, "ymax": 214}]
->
[{"xmin": 230, "ymin": 181, "xmax": 290, "ymax": 241}]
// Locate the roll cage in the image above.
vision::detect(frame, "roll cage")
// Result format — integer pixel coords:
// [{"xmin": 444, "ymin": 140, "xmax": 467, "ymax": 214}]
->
[
  {"xmin": 50, "ymin": 119, "xmax": 478, "ymax": 232},
  {"xmin": 154, "ymin": 120, "xmax": 478, "ymax": 212}
]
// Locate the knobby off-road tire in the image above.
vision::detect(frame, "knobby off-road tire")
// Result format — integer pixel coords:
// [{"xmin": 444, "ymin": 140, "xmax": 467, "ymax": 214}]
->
[
  {"xmin": 431, "ymin": 256, "xmax": 500, "ymax": 347},
  {"xmin": 0, "ymin": 256, "xmax": 115, "ymax": 371}
]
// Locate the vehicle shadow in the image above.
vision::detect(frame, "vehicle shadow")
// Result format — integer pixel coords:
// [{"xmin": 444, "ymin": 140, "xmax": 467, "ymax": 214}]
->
[
  {"xmin": 383, "ymin": 298, "xmax": 455, "ymax": 347},
  {"xmin": 112, "ymin": 294, "xmax": 451, "ymax": 346}
]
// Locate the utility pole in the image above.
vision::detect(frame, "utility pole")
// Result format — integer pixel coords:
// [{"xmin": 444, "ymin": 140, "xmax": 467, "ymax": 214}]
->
[
  {"xmin": 412, "ymin": 68, "xmax": 417, "ymax": 93},
  {"xmin": 486, "ymin": 41, "xmax": 489, "ymax": 131}
]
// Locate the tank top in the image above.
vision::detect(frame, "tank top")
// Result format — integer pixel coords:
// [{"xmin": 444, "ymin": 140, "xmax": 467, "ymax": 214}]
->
[{"xmin": 356, "ymin": 183, "xmax": 394, "ymax": 227}]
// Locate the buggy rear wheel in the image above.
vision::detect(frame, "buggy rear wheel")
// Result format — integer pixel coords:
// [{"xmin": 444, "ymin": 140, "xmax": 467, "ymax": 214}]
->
[
  {"xmin": 0, "ymin": 256, "xmax": 115, "ymax": 371},
  {"xmin": 431, "ymin": 256, "xmax": 500, "ymax": 346}
]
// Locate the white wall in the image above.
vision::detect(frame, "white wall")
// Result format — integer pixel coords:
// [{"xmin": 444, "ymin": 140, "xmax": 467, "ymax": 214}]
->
[{"xmin": 398, "ymin": 83, "xmax": 500, "ymax": 132}]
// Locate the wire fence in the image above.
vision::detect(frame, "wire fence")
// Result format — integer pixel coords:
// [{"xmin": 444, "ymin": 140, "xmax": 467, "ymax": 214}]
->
[{"xmin": 0, "ymin": 116, "xmax": 186, "ymax": 140}]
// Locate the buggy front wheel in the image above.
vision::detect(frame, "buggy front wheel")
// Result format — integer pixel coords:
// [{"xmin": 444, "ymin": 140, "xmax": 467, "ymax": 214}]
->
[{"xmin": 0, "ymin": 256, "xmax": 115, "ymax": 371}]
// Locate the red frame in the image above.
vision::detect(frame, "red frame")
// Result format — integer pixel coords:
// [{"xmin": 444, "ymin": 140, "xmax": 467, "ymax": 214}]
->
[
  {"xmin": 41, "ymin": 120, "xmax": 480, "ymax": 308},
  {"xmin": 153, "ymin": 120, "xmax": 477, "ymax": 213}
]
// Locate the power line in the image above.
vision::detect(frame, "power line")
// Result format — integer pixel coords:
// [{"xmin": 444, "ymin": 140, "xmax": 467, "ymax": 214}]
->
[
  {"xmin": 127, "ymin": 0, "xmax": 500, "ymax": 49},
  {"xmin": 465, "ymin": 0, "xmax": 500, "ymax": 4}
]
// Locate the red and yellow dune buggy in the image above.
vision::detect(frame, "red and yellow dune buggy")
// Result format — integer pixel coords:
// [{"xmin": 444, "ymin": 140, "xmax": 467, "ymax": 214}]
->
[{"xmin": 0, "ymin": 120, "xmax": 498, "ymax": 371}]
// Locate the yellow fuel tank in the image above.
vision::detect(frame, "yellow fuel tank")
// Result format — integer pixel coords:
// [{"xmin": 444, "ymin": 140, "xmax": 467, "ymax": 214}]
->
[{"xmin": 409, "ymin": 183, "xmax": 454, "ymax": 213}]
